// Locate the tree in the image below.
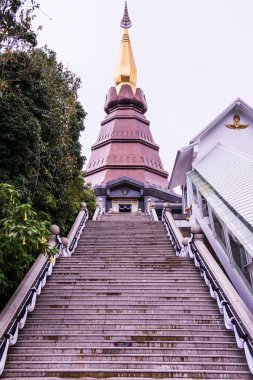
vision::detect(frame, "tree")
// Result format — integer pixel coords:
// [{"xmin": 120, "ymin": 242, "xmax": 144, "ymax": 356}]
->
[
  {"xmin": 0, "ymin": 183, "xmax": 53, "ymax": 310},
  {"xmin": 0, "ymin": 0, "xmax": 96, "ymax": 309},
  {"xmin": 0, "ymin": 0, "xmax": 39, "ymax": 52},
  {"xmin": 0, "ymin": 48, "xmax": 96, "ymax": 230}
]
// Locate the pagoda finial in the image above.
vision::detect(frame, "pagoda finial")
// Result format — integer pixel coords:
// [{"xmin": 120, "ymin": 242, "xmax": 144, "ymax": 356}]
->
[
  {"xmin": 120, "ymin": 1, "xmax": 132, "ymax": 29},
  {"xmin": 114, "ymin": 2, "xmax": 137, "ymax": 94}
]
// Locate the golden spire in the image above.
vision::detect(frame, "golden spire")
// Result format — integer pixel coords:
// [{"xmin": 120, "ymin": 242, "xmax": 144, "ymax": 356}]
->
[{"xmin": 114, "ymin": 1, "xmax": 137, "ymax": 94}]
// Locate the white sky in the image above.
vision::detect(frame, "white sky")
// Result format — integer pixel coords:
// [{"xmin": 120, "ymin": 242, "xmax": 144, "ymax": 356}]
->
[{"xmin": 35, "ymin": 0, "xmax": 253, "ymax": 176}]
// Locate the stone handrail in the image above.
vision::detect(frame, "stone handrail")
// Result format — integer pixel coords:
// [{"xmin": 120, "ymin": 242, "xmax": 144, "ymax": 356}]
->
[
  {"xmin": 92, "ymin": 197, "xmax": 105, "ymax": 221},
  {"xmin": 64, "ymin": 203, "xmax": 89, "ymax": 255},
  {"xmin": 162, "ymin": 207, "xmax": 253, "ymax": 375},
  {"xmin": 0, "ymin": 254, "xmax": 48, "ymax": 343},
  {"xmin": 146, "ymin": 199, "xmax": 158, "ymax": 221},
  {"xmin": 0, "ymin": 203, "xmax": 88, "ymax": 375},
  {"xmin": 92, "ymin": 206, "xmax": 105, "ymax": 221}
]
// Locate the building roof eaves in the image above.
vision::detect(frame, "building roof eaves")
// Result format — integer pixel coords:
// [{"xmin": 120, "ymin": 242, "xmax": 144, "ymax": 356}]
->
[
  {"xmin": 193, "ymin": 143, "xmax": 253, "ymax": 228},
  {"xmin": 169, "ymin": 144, "xmax": 195, "ymax": 189}
]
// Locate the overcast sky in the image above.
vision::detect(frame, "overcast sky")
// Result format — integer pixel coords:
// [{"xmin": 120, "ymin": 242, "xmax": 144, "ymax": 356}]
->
[{"xmin": 35, "ymin": 0, "xmax": 253, "ymax": 176}]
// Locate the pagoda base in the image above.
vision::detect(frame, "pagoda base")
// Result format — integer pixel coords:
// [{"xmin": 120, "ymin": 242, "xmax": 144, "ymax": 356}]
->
[{"xmin": 93, "ymin": 176, "xmax": 181, "ymax": 215}]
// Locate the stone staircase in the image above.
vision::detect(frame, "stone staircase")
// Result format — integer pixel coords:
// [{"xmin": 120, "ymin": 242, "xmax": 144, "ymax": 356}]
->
[{"xmin": 2, "ymin": 213, "xmax": 252, "ymax": 379}]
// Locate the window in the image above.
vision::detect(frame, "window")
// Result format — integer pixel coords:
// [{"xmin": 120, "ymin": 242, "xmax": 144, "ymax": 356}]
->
[
  {"xmin": 212, "ymin": 212, "xmax": 226, "ymax": 248},
  {"xmin": 192, "ymin": 182, "xmax": 198, "ymax": 204},
  {"xmin": 200, "ymin": 194, "xmax": 209, "ymax": 218},
  {"xmin": 228, "ymin": 232, "xmax": 252, "ymax": 284}
]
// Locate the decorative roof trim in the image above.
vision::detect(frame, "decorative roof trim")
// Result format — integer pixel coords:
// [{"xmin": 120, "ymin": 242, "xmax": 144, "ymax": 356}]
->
[
  {"xmin": 91, "ymin": 138, "xmax": 159, "ymax": 151},
  {"xmin": 85, "ymin": 164, "xmax": 168, "ymax": 178}
]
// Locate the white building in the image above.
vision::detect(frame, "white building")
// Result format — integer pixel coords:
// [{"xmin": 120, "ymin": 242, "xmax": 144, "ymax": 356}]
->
[{"xmin": 169, "ymin": 98, "xmax": 253, "ymax": 312}]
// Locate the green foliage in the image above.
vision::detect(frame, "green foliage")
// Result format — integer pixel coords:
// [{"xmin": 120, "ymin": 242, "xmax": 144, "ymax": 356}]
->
[
  {"xmin": 0, "ymin": 0, "xmax": 97, "ymax": 310},
  {"xmin": 0, "ymin": 183, "xmax": 53, "ymax": 310},
  {"xmin": 0, "ymin": 48, "xmax": 96, "ymax": 231},
  {"xmin": 0, "ymin": 0, "xmax": 39, "ymax": 52},
  {"xmin": 82, "ymin": 182, "xmax": 96, "ymax": 216}
]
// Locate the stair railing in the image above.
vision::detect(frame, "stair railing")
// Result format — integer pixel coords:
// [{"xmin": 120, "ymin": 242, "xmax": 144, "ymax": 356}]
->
[
  {"xmin": 0, "ymin": 202, "xmax": 88, "ymax": 376},
  {"xmin": 146, "ymin": 199, "xmax": 158, "ymax": 221},
  {"xmin": 0, "ymin": 241, "xmax": 59, "ymax": 376},
  {"xmin": 61, "ymin": 202, "xmax": 89, "ymax": 256},
  {"xmin": 162, "ymin": 205, "xmax": 182, "ymax": 254},
  {"xmin": 162, "ymin": 206, "xmax": 253, "ymax": 375},
  {"xmin": 92, "ymin": 198, "xmax": 105, "ymax": 221}
]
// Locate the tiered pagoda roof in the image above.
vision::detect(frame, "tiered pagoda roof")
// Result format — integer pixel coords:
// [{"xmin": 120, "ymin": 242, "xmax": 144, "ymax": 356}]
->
[{"xmin": 85, "ymin": 2, "xmax": 169, "ymax": 189}]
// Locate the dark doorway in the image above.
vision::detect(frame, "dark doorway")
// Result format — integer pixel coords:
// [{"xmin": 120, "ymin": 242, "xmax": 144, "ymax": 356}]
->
[{"xmin": 119, "ymin": 204, "xmax": 132, "ymax": 213}]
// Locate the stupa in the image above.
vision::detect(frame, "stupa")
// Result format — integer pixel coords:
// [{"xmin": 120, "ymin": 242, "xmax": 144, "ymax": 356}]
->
[{"xmin": 85, "ymin": 2, "xmax": 180, "ymax": 212}]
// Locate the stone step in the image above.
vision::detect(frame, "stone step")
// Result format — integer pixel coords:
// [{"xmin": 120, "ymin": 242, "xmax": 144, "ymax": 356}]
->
[
  {"xmin": 73, "ymin": 246, "xmax": 170, "ymax": 249},
  {"xmin": 79, "ymin": 233, "xmax": 168, "ymax": 236},
  {"xmin": 72, "ymin": 252, "xmax": 176, "ymax": 255},
  {"xmin": 78, "ymin": 237, "xmax": 169, "ymax": 241},
  {"xmin": 36, "ymin": 278, "xmax": 209, "ymax": 285},
  {"xmin": 77, "ymin": 238, "xmax": 169, "ymax": 242},
  {"xmin": 32, "ymin": 305, "xmax": 221, "ymax": 312},
  {"xmin": 53, "ymin": 261, "xmax": 187, "ymax": 266},
  {"xmin": 57, "ymin": 259, "xmax": 179, "ymax": 263},
  {"xmin": 30, "ymin": 308, "xmax": 223, "ymax": 316},
  {"xmin": 22, "ymin": 325, "xmax": 230, "ymax": 333},
  {"xmin": 57, "ymin": 265, "xmax": 185, "ymax": 269},
  {"xmin": 25, "ymin": 321, "xmax": 225, "ymax": 328},
  {"xmin": 49, "ymin": 269, "xmax": 199, "ymax": 274},
  {"xmin": 39, "ymin": 286, "xmax": 209, "ymax": 292},
  {"xmin": 84, "ymin": 228, "xmax": 165, "ymax": 231},
  {"xmin": 46, "ymin": 274, "xmax": 204, "ymax": 280},
  {"xmin": 9, "ymin": 346, "xmax": 244, "ymax": 356},
  {"xmin": 44, "ymin": 280, "xmax": 206, "ymax": 285},
  {"xmin": 3, "ymin": 358, "xmax": 247, "ymax": 371},
  {"xmin": 9, "ymin": 339, "xmax": 240, "ymax": 349},
  {"xmin": 6, "ymin": 353, "xmax": 246, "ymax": 363},
  {"xmin": 81, "ymin": 232, "xmax": 166, "ymax": 235},
  {"xmin": 15, "ymin": 333, "xmax": 236, "ymax": 341},
  {"xmin": 83, "ymin": 245, "xmax": 175, "ymax": 249},
  {"xmin": 79, "ymin": 236, "xmax": 168, "ymax": 239},
  {"xmin": 78, "ymin": 238, "xmax": 169, "ymax": 241},
  {"xmin": 80, "ymin": 232, "xmax": 168, "ymax": 235},
  {"xmin": 45, "ymin": 280, "xmax": 207, "ymax": 285},
  {"xmin": 3, "ymin": 360, "xmax": 250, "ymax": 371},
  {"xmin": 2, "ymin": 372, "xmax": 252, "ymax": 380},
  {"xmin": 43, "ymin": 287, "xmax": 207, "ymax": 292},
  {"xmin": 40, "ymin": 291, "xmax": 212, "ymax": 297},
  {"xmin": 27, "ymin": 315, "xmax": 224, "ymax": 322},
  {"xmin": 34, "ymin": 293, "xmax": 215, "ymax": 300},
  {"xmin": 33, "ymin": 302, "xmax": 219, "ymax": 309}
]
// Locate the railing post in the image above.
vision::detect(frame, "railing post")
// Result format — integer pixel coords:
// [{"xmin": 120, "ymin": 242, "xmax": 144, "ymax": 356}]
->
[
  {"xmin": 150, "ymin": 203, "xmax": 158, "ymax": 221},
  {"xmin": 163, "ymin": 202, "xmax": 171, "ymax": 213},
  {"xmin": 47, "ymin": 225, "xmax": 61, "ymax": 249},
  {"xmin": 61, "ymin": 237, "xmax": 69, "ymax": 257},
  {"xmin": 92, "ymin": 198, "xmax": 105, "ymax": 221},
  {"xmin": 146, "ymin": 199, "xmax": 158, "ymax": 221},
  {"xmin": 147, "ymin": 198, "xmax": 152, "ymax": 212},
  {"xmin": 182, "ymin": 237, "xmax": 190, "ymax": 257},
  {"xmin": 67, "ymin": 203, "xmax": 89, "ymax": 253},
  {"xmin": 191, "ymin": 224, "xmax": 204, "ymax": 242}
]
